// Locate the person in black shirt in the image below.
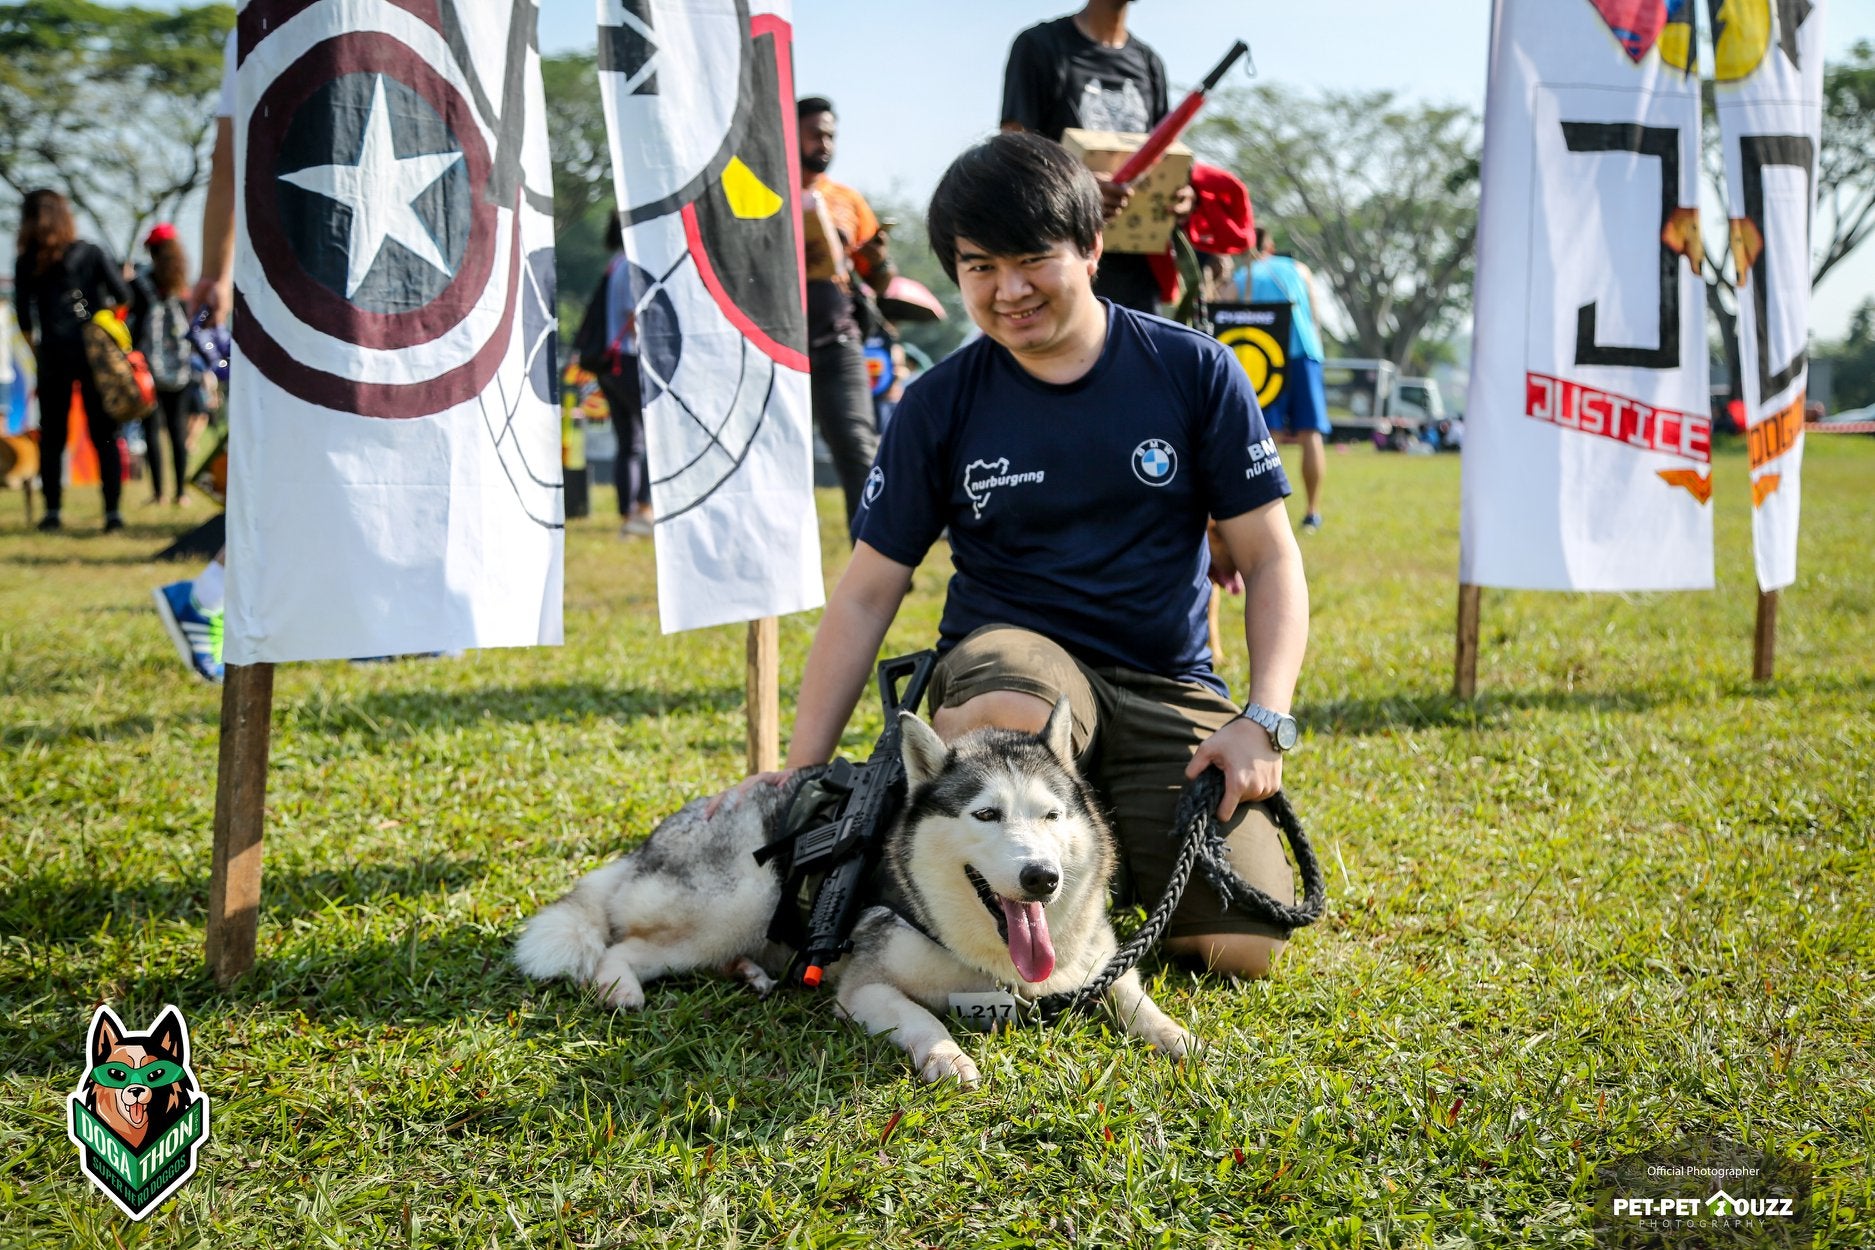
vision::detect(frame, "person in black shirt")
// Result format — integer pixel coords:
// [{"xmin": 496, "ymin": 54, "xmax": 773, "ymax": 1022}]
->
[
  {"xmin": 12, "ymin": 189, "xmax": 131, "ymax": 531},
  {"xmin": 1000, "ymin": 0, "xmax": 1176, "ymax": 314}
]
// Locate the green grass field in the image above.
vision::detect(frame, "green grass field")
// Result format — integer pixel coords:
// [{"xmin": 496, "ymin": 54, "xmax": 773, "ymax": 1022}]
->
[{"xmin": 2, "ymin": 437, "xmax": 1871, "ymax": 1247}]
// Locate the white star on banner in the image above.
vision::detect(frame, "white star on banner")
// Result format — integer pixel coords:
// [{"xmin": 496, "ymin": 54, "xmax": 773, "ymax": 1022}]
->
[{"xmin": 279, "ymin": 75, "xmax": 465, "ymax": 299}]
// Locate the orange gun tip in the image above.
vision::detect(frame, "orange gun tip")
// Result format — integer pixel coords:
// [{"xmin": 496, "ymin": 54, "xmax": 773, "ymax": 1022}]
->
[{"xmin": 802, "ymin": 965, "xmax": 825, "ymax": 988}]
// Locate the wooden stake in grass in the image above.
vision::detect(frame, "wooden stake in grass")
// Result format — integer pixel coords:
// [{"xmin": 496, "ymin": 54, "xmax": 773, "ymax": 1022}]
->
[
  {"xmin": 1454, "ymin": 582, "xmax": 1481, "ymax": 700},
  {"xmin": 1753, "ymin": 589, "xmax": 1778, "ymax": 682},
  {"xmin": 206, "ymin": 661, "xmax": 275, "ymax": 985},
  {"xmin": 747, "ymin": 616, "xmax": 779, "ymax": 774}
]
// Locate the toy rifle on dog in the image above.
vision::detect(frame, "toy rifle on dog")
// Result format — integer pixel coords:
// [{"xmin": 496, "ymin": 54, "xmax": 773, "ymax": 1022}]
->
[
  {"xmin": 1110, "ymin": 40, "xmax": 1250, "ymax": 186},
  {"xmin": 754, "ymin": 650, "xmax": 938, "ymax": 988}
]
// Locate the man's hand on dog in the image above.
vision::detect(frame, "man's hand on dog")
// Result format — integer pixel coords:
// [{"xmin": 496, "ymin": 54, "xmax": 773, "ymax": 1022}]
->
[
  {"xmin": 704, "ymin": 768, "xmax": 799, "ymax": 818},
  {"xmin": 1186, "ymin": 716, "xmax": 1281, "ymax": 820}
]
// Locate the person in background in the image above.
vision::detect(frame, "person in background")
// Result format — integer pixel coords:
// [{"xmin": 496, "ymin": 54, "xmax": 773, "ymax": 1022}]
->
[
  {"xmin": 1244, "ymin": 226, "xmax": 1330, "ymax": 532},
  {"xmin": 798, "ymin": 96, "xmax": 891, "ymax": 531},
  {"xmin": 1000, "ymin": 0, "xmax": 1185, "ymax": 315},
  {"xmin": 131, "ymin": 223, "xmax": 197, "ymax": 508},
  {"xmin": 576, "ymin": 214, "xmax": 655, "ymax": 537},
  {"xmin": 12, "ymin": 188, "xmax": 131, "ymax": 532},
  {"xmin": 153, "ymin": 27, "xmax": 236, "ymax": 683}
]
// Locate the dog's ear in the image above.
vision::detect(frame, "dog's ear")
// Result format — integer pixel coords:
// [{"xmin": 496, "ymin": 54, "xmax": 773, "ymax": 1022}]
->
[
  {"xmin": 90, "ymin": 1006, "xmax": 127, "ymax": 1065},
  {"xmin": 1041, "ymin": 696, "xmax": 1075, "ymax": 767},
  {"xmin": 898, "ymin": 711, "xmax": 948, "ymax": 789},
  {"xmin": 147, "ymin": 1006, "xmax": 187, "ymax": 1064}
]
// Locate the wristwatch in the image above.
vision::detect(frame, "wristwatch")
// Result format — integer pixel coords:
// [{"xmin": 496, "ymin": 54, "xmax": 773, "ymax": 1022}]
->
[{"xmin": 1237, "ymin": 703, "xmax": 1299, "ymax": 752}]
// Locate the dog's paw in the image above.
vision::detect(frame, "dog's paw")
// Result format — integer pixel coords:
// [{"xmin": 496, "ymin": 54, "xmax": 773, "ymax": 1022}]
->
[
  {"xmin": 721, "ymin": 956, "xmax": 778, "ymax": 997},
  {"xmin": 601, "ymin": 977, "xmax": 646, "ymax": 1010},
  {"xmin": 1148, "ymin": 1023, "xmax": 1201, "ymax": 1061},
  {"xmin": 917, "ymin": 1045, "xmax": 982, "ymax": 1089}
]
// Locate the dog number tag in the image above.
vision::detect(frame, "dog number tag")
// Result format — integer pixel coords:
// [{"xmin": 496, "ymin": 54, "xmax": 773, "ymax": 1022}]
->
[{"xmin": 948, "ymin": 991, "xmax": 1022, "ymax": 1032}]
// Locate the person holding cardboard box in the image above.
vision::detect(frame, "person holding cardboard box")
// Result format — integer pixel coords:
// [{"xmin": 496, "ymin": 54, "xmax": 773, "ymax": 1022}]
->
[{"xmin": 1000, "ymin": 0, "xmax": 1185, "ymax": 315}]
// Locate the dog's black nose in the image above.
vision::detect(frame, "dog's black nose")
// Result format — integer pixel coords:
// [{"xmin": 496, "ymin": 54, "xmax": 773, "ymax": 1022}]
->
[{"xmin": 1019, "ymin": 864, "xmax": 1059, "ymax": 900}]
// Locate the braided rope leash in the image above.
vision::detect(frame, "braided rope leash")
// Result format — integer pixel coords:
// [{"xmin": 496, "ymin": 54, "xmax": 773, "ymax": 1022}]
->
[{"xmin": 1034, "ymin": 771, "xmax": 1327, "ymax": 1023}]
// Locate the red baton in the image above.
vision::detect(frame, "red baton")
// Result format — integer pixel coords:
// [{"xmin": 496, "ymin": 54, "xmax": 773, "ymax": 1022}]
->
[{"xmin": 1111, "ymin": 40, "xmax": 1250, "ymax": 185}]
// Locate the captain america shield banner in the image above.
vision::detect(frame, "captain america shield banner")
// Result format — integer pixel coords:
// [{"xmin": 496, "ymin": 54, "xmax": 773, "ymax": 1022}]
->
[
  {"xmin": 225, "ymin": 0, "xmax": 563, "ymax": 664},
  {"xmin": 600, "ymin": 0, "xmax": 823, "ymax": 634}
]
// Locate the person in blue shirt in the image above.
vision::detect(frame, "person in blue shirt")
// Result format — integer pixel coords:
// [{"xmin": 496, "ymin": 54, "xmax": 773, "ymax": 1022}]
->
[
  {"xmin": 1244, "ymin": 226, "xmax": 1331, "ymax": 531},
  {"xmin": 731, "ymin": 134, "xmax": 1311, "ymax": 980}
]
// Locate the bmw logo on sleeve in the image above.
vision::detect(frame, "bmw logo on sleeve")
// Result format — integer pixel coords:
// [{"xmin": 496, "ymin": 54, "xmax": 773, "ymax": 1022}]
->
[{"xmin": 1131, "ymin": 439, "xmax": 1178, "ymax": 487}]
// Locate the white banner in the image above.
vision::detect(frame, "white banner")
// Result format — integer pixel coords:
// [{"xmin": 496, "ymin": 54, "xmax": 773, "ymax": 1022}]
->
[
  {"xmin": 1713, "ymin": 0, "xmax": 1827, "ymax": 593},
  {"xmin": 226, "ymin": 0, "xmax": 563, "ymax": 664},
  {"xmin": 1462, "ymin": 0, "xmax": 1714, "ymax": 591},
  {"xmin": 598, "ymin": 0, "xmax": 823, "ymax": 634}
]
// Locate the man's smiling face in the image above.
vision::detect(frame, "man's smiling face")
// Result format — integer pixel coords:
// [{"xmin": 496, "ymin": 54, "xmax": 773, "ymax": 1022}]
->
[{"xmin": 953, "ymin": 235, "xmax": 1102, "ymax": 361}]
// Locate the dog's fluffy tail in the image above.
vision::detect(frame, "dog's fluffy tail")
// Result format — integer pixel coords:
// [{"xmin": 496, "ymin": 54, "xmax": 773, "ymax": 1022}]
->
[{"xmin": 514, "ymin": 866, "xmax": 621, "ymax": 983}]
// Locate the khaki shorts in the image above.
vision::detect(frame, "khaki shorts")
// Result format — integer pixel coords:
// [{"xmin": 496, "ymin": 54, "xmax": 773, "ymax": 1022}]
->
[{"xmin": 925, "ymin": 625, "xmax": 1296, "ymax": 941}]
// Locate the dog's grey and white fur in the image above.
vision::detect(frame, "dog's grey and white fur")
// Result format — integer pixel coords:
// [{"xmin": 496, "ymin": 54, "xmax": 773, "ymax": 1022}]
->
[{"xmin": 514, "ymin": 701, "xmax": 1194, "ymax": 1087}]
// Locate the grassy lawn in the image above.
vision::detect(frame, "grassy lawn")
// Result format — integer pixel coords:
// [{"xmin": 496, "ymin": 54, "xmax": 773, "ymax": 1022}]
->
[{"xmin": 2, "ymin": 436, "xmax": 1871, "ymax": 1247}]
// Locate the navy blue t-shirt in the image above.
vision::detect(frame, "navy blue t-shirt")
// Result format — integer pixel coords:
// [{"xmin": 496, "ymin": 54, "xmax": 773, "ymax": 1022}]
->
[{"xmin": 854, "ymin": 301, "xmax": 1290, "ymax": 694}]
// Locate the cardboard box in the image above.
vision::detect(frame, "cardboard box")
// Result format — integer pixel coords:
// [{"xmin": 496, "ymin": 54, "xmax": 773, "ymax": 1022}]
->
[{"xmin": 1061, "ymin": 128, "xmax": 1193, "ymax": 255}]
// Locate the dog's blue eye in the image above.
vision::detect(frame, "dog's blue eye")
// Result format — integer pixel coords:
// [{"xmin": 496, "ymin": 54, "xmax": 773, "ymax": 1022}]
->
[{"xmin": 971, "ymin": 807, "xmax": 1001, "ymax": 822}]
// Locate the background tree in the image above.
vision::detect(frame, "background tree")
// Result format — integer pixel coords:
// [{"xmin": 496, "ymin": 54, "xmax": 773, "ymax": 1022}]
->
[
  {"xmin": 1817, "ymin": 299, "xmax": 1875, "ymax": 412},
  {"xmin": 1813, "ymin": 41, "xmax": 1875, "ymax": 286},
  {"xmin": 539, "ymin": 51, "xmax": 615, "ymax": 340},
  {"xmin": 0, "ymin": 0, "xmax": 231, "ymax": 261},
  {"xmin": 1192, "ymin": 85, "xmax": 1481, "ymax": 372}
]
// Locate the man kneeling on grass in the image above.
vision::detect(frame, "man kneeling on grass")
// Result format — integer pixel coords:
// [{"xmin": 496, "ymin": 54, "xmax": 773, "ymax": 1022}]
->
[{"xmin": 758, "ymin": 133, "xmax": 1310, "ymax": 977}]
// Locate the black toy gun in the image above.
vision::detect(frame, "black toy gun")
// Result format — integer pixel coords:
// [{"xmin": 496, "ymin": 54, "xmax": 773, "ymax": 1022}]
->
[{"xmin": 754, "ymin": 650, "xmax": 937, "ymax": 987}]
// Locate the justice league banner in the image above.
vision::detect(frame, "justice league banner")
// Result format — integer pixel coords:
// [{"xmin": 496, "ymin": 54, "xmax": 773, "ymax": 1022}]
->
[
  {"xmin": 598, "ymin": 0, "xmax": 823, "ymax": 634},
  {"xmin": 1463, "ymin": 0, "xmax": 1714, "ymax": 591},
  {"xmin": 225, "ymin": 0, "xmax": 564, "ymax": 663},
  {"xmin": 1711, "ymin": 0, "xmax": 1826, "ymax": 592}
]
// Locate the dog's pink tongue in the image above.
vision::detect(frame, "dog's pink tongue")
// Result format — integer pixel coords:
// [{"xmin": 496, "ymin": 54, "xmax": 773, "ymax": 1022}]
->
[
  {"xmin": 126, "ymin": 1102, "xmax": 146, "ymax": 1128},
  {"xmin": 1001, "ymin": 899, "xmax": 1055, "ymax": 983}
]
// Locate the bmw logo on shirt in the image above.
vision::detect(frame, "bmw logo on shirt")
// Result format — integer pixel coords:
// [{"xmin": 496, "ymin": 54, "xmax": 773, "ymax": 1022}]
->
[{"xmin": 1132, "ymin": 439, "xmax": 1178, "ymax": 487}]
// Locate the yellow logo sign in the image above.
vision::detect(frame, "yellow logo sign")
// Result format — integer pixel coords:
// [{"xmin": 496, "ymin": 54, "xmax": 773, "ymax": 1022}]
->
[{"xmin": 1219, "ymin": 324, "xmax": 1287, "ymax": 410}]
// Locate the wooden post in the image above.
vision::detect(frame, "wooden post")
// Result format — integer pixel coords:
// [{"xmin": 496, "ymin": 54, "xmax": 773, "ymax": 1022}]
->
[
  {"xmin": 205, "ymin": 662, "xmax": 274, "ymax": 985},
  {"xmin": 1454, "ymin": 582, "xmax": 1481, "ymax": 700},
  {"xmin": 1752, "ymin": 589, "xmax": 1778, "ymax": 682},
  {"xmin": 746, "ymin": 616, "xmax": 779, "ymax": 774}
]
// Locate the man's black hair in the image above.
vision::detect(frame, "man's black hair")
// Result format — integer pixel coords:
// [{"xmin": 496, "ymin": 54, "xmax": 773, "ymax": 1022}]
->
[
  {"xmin": 925, "ymin": 132, "xmax": 1102, "ymax": 283},
  {"xmin": 1254, "ymin": 226, "xmax": 1270, "ymax": 252},
  {"xmin": 606, "ymin": 211, "xmax": 624, "ymax": 253},
  {"xmin": 797, "ymin": 96, "xmax": 835, "ymax": 118}
]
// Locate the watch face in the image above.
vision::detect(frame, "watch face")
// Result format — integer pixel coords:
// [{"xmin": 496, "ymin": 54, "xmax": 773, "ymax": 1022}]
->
[{"xmin": 1275, "ymin": 716, "xmax": 1299, "ymax": 751}]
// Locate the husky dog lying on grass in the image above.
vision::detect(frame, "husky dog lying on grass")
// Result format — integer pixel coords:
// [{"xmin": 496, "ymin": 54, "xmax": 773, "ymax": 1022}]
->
[{"xmin": 515, "ymin": 702, "xmax": 1195, "ymax": 1087}]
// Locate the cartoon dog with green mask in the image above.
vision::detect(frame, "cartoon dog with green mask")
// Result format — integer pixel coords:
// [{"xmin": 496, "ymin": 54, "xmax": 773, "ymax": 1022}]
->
[{"xmin": 83, "ymin": 1006, "xmax": 196, "ymax": 1151}]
